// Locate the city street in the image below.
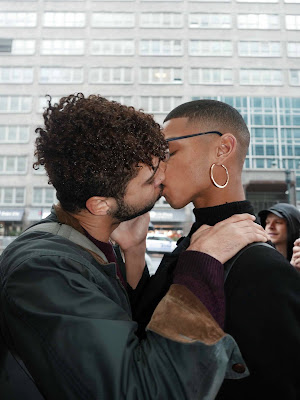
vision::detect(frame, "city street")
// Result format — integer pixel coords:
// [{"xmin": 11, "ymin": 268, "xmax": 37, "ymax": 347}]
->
[{"xmin": 147, "ymin": 253, "xmax": 163, "ymax": 276}]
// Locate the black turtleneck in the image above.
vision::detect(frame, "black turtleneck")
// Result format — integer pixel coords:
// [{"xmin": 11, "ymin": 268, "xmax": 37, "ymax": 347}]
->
[{"xmin": 189, "ymin": 200, "xmax": 255, "ymax": 237}]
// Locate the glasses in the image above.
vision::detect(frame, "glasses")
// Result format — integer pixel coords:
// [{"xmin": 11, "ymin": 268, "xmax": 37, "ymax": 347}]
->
[{"xmin": 166, "ymin": 130, "xmax": 222, "ymax": 142}]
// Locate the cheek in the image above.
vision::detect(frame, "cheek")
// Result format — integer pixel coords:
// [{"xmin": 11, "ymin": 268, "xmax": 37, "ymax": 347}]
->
[{"xmin": 282, "ymin": 225, "xmax": 288, "ymax": 236}]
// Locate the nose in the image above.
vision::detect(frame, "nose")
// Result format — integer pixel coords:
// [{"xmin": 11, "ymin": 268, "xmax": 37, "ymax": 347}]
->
[
  {"xmin": 154, "ymin": 163, "xmax": 166, "ymax": 188},
  {"xmin": 266, "ymin": 221, "xmax": 275, "ymax": 230}
]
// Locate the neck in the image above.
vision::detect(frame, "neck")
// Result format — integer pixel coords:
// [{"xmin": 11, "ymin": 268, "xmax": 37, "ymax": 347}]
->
[
  {"xmin": 193, "ymin": 185, "xmax": 245, "ymax": 208},
  {"xmin": 70, "ymin": 210, "xmax": 118, "ymax": 243},
  {"xmin": 274, "ymin": 243, "xmax": 287, "ymax": 259}
]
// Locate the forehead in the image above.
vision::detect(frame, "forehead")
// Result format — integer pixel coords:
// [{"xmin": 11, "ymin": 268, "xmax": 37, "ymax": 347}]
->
[
  {"xmin": 163, "ymin": 117, "xmax": 197, "ymax": 140},
  {"xmin": 266, "ymin": 212, "xmax": 285, "ymax": 222}
]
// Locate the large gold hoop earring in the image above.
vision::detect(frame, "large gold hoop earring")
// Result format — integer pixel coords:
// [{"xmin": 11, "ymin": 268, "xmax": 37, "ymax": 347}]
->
[{"xmin": 210, "ymin": 164, "xmax": 229, "ymax": 189}]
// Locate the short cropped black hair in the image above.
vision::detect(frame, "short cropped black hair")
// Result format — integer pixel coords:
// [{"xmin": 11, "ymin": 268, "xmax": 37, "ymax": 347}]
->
[
  {"xmin": 34, "ymin": 93, "xmax": 167, "ymax": 212},
  {"xmin": 164, "ymin": 99, "xmax": 250, "ymax": 161}
]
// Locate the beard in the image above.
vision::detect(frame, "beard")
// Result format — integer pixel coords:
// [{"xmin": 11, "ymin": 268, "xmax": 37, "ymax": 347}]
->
[{"xmin": 111, "ymin": 188, "xmax": 163, "ymax": 223}]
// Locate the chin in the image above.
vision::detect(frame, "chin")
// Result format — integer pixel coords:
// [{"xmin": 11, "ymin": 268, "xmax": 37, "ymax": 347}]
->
[{"xmin": 165, "ymin": 197, "xmax": 189, "ymax": 210}]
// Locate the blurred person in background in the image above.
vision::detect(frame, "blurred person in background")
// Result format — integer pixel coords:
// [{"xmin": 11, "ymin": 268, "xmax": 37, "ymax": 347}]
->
[{"xmin": 258, "ymin": 203, "xmax": 300, "ymax": 262}]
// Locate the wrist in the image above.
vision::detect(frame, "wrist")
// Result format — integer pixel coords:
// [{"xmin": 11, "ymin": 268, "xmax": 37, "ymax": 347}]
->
[{"xmin": 123, "ymin": 242, "xmax": 147, "ymax": 257}]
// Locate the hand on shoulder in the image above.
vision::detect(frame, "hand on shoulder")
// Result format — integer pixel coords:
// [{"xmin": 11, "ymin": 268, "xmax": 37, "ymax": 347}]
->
[{"xmin": 187, "ymin": 213, "xmax": 268, "ymax": 264}]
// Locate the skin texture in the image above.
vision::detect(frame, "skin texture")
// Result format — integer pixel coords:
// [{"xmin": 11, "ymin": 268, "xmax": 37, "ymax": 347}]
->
[
  {"xmin": 264, "ymin": 212, "xmax": 288, "ymax": 259},
  {"xmin": 162, "ymin": 117, "xmax": 245, "ymax": 209}
]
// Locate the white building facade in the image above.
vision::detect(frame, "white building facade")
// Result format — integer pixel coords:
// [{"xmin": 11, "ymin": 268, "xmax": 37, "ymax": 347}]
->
[{"xmin": 0, "ymin": 0, "xmax": 300, "ymax": 235}]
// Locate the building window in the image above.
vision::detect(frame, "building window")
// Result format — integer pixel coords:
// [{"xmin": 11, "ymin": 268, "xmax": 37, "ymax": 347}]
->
[
  {"xmin": 140, "ymin": 68, "xmax": 183, "ymax": 84},
  {"xmin": 33, "ymin": 165, "xmax": 46, "ymax": 175},
  {"xmin": 92, "ymin": 13, "xmax": 135, "ymax": 28},
  {"xmin": 33, "ymin": 187, "xmax": 57, "ymax": 206},
  {"xmin": 0, "ymin": 96, "xmax": 32, "ymax": 113},
  {"xmin": 237, "ymin": 0, "xmax": 278, "ymax": 2},
  {"xmin": 238, "ymin": 41, "xmax": 281, "ymax": 57},
  {"xmin": 0, "ymin": 39, "xmax": 35, "ymax": 55},
  {"xmin": 0, "ymin": 67, "xmax": 33, "ymax": 84},
  {"xmin": 140, "ymin": 40, "xmax": 183, "ymax": 56},
  {"xmin": 286, "ymin": 15, "xmax": 300, "ymax": 30},
  {"xmin": 289, "ymin": 70, "xmax": 300, "ymax": 85},
  {"xmin": 0, "ymin": 12, "xmax": 37, "ymax": 27},
  {"xmin": 0, "ymin": 126, "xmax": 30, "ymax": 143},
  {"xmin": 251, "ymin": 114, "xmax": 276, "ymax": 126},
  {"xmin": 141, "ymin": 0, "xmax": 182, "ymax": 1},
  {"xmin": 41, "ymin": 40, "xmax": 85, "ymax": 55},
  {"xmin": 253, "ymin": 159, "xmax": 265, "ymax": 168},
  {"xmin": 190, "ymin": 68, "xmax": 233, "ymax": 84},
  {"xmin": 279, "ymin": 97, "xmax": 300, "ymax": 111},
  {"xmin": 189, "ymin": 14, "xmax": 231, "ymax": 29},
  {"xmin": 39, "ymin": 67, "xmax": 83, "ymax": 84},
  {"xmin": 91, "ymin": 40, "xmax": 134, "ymax": 55},
  {"xmin": 252, "ymin": 128, "xmax": 277, "ymax": 141},
  {"xmin": 43, "ymin": 12, "xmax": 85, "ymax": 28},
  {"xmin": 238, "ymin": 14, "xmax": 280, "ymax": 29},
  {"xmin": 89, "ymin": 67, "xmax": 133, "ymax": 84},
  {"xmin": 140, "ymin": 13, "xmax": 183, "ymax": 28},
  {"xmin": 0, "ymin": 156, "xmax": 27, "ymax": 174},
  {"xmin": 287, "ymin": 42, "xmax": 300, "ymax": 57},
  {"xmin": 250, "ymin": 97, "xmax": 277, "ymax": 111},
  {"xmin": 188, "ymin": 0, "xmax": 230, "ymax": 2},
  {"xmin": 189, "ymin": 40, "xmax": 232, "ymax": 56},
  {"xmin": 38, "ymin": 96, "xmax": 61, "ymax": 113},
  {"xmin": 105, "ymin": 96, "xmax": 133, "ymax": 106},
  {"xmin": 140, "ymin": 97, "xmax": 183, "ymax": 113},
  {"xmin": 0, "ymin": 187, "xmax": 25, "ymax": 205},
  {"xmin": 240, "ymin": 69, "xmax": 283, "ymax": 85}
]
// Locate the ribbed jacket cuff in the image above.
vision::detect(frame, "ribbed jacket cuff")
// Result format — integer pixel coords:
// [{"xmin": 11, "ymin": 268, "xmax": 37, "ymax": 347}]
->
[{"xmin": 173, "ymin": 251, "xmax": 225, "ymax": 327}]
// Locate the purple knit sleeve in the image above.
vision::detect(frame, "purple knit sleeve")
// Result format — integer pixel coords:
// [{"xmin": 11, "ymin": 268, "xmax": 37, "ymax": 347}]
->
[{"xmin": 173, "ymin": 251, "xmax": 225, "ymax": 328}]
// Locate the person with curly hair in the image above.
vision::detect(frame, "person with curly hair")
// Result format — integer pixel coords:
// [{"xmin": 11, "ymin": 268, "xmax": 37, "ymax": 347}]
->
[{"xmin": 0, "ymin": 93, "xmax": 268, "ymax": 400}]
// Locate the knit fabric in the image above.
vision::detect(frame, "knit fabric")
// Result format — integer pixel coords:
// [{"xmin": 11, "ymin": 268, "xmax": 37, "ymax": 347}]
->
[
  {"xmin": 173, "ymin": 200, "xmax": 255, "ymax": 328},
  {"xmin": 173, "ymin": 251, "xmax": 225, "ymax": 327}
]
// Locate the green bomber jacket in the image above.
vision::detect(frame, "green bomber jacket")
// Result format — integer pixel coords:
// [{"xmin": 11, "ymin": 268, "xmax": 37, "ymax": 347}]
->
[{"xmin": 0, "ymin": 205, "xmax": 248, "ymax": 400}]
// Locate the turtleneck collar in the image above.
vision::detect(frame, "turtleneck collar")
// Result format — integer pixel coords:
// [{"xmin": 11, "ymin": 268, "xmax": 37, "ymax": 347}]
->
[{"xmin": 189, "ymin": 200, "xmax": 255, "ymax": 237}]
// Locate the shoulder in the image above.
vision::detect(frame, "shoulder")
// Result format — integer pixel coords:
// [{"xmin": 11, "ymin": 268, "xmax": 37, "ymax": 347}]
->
[
  {"xmin": 226, "ymin": 243, "xmax": 300, "ymax": 290},
  {"xmin": 1, "ymin": 231, "xmax": 102, "ymax": 287}
]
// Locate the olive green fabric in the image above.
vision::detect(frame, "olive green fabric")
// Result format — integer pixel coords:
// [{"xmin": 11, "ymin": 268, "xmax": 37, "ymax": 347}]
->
[{"xmin": 0, "ymin": 208, "xmax": 249, "ymax": 400}]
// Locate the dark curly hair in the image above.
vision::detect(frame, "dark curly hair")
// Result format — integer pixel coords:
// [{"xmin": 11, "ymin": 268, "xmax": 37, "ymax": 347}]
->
[{"xmin": 34, "ymin": 93, "xmax": 167, "ymax": 212}]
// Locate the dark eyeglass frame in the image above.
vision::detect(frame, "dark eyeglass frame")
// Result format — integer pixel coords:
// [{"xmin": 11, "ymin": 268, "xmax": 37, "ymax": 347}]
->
[{"xmin": 166, "ymin": 130, "xmax": 223, "ymax": 142}]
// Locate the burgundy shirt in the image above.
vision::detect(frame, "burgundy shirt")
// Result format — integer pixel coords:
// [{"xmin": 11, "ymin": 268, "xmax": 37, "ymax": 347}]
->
[{"xmin": 84, "ymin": 230, "xmax": 127, "ymax": 289}]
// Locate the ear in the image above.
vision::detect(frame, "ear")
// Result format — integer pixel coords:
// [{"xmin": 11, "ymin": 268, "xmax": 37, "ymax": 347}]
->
[
  {"xmin": 86, "ymin": 196, "xmax": 114, "ymax": 216},
  {"xmin": 216, "ymin": 133, "xmax": 236, "ymax": 163}
]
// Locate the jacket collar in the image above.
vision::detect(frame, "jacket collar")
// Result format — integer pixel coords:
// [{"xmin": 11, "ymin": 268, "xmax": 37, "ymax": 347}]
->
[
  {"xmin": 53, "ymin": 203, "xmax": 109, "ymax": 266},
  {"xmin": 54, "ymin": 203, "xmax": 85, "ymax": 234}
]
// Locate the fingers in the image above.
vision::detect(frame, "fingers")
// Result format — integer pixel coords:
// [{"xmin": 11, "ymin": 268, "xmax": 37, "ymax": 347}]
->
[
  {"xmin": 188, "ymin": 216, "xmax": 269, "ymax": 264},
  {"xmin": 294, "ymin": 238, "xmax": 300, "ymax": 247}
]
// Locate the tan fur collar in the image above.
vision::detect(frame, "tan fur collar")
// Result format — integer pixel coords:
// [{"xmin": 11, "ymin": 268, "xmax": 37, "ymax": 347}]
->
[{"xmin": 54, "ymin": 203, "xmax": 85, "ymax": 234}]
